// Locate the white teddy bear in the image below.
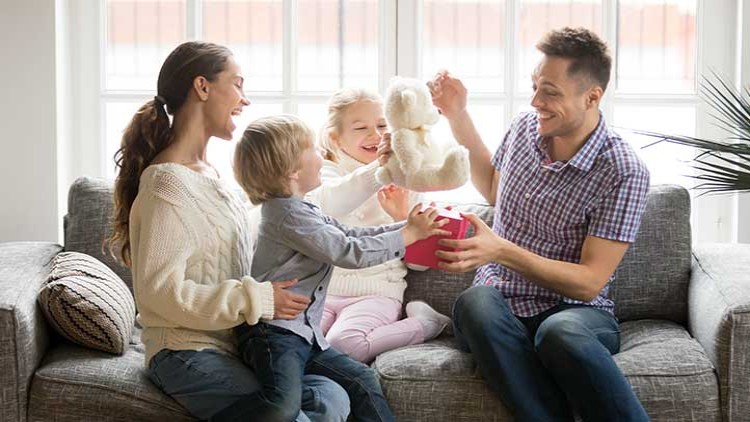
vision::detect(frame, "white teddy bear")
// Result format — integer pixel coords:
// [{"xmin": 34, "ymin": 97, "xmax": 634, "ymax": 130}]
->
[{"xmin": 376, "ymin": 76, "xmax": 470, "ymax": 192}]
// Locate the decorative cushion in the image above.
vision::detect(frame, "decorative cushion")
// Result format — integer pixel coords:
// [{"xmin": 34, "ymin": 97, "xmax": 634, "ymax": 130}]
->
[{"xmin": 38, "ymin": 252, "xmax": 136, "ymax": 355}]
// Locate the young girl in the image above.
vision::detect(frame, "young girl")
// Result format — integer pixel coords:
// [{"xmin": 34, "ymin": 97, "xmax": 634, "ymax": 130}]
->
[{"xmin": 306, "ymin": 88, "xmax": 451, "ymax": 363}]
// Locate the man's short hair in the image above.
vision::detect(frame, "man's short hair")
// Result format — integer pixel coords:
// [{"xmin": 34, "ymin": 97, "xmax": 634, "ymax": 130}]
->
[
  {"xmin": 233, "ymin": 114, "xmax": 314, "ymax": 205},
  {"xmin": 536, "ymin": 27, "xmax": 612, "ymax": 92}
]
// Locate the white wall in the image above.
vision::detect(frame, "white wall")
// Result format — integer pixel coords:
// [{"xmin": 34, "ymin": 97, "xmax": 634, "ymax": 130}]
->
[{"xmin": 0, "ymin": 0, "xmax": 59, "ymax": 242}]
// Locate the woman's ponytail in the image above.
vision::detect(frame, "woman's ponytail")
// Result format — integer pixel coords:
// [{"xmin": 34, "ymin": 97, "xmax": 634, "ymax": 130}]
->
[{"xmin": 108, "ymin": 98, "xmax": 171, "ymax": 266}]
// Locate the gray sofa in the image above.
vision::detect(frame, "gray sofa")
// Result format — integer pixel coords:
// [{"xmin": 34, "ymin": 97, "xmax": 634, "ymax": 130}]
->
[{"xmin": 1, "ymin": 178, "xmax": 749, "ymax": 422}]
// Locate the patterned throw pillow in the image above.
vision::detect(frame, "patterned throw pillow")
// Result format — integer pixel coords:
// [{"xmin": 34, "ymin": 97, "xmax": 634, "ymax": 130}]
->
[{"xmin": 38, "ymin": 252, "xmax": 136, "ymax": 355}]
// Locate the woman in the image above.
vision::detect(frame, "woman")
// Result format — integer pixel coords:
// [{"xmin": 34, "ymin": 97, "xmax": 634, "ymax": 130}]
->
[{"xmin": 108, "ymin": 41, "xmax": 350, "ymax": 421}]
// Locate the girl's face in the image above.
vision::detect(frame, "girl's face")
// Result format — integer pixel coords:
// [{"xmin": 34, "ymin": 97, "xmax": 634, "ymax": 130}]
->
[{"xmin": 332, "ymin": 100, "xmax": 387, "ymax": 164}]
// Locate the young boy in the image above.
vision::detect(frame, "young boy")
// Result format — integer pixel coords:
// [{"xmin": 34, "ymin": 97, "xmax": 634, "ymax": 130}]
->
[{"xmin": 230, "ymin": 114, "xmax": 449, "ymax": 422}]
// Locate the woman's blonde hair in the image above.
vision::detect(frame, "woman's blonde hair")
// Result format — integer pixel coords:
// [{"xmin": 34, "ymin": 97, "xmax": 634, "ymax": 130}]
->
[
  {"xmin": 319, "ymin": 88, "xmax": 383, "ymax": 163},
  {"xmin": 234, "ymin": 114, "xmax": 315, "ymax": 205}
]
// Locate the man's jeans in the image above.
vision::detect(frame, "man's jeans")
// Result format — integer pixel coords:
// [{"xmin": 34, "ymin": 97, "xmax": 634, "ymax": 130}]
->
[
  {"xmin": 147, "ymin": 348, "xmax": 350, "ymax": 422},
  {"xmin": 218, "ymin": 322, "xmax": 394, "ymax": 422},
  {"xmin": 453, "ymin": 285, "xmax": 649, "ymax": 422}
]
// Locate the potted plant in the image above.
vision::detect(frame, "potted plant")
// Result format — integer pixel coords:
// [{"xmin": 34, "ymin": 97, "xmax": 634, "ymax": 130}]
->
[{"xmin": 640, "ymin": 73, "xmax": 750, "ymax": 194}]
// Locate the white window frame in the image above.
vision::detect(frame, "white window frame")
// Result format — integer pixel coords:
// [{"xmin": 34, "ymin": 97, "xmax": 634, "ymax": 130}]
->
[{"xmin": 63, "ymin": 0, "xmax": 747, "ymax": 243}]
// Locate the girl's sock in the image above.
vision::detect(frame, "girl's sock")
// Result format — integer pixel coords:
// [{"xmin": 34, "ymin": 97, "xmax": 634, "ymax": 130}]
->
[{"xmin": 405, "ymin": 300, "xmax": 451, "ymax": 341}]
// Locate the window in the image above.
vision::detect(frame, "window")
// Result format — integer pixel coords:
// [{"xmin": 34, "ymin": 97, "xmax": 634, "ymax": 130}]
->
[
  {"xmin": 71, "ymin": 0, "xmax": 737, "ymax": 241},
  {"xmin": 101, "ymin": 0, "xmax": 384, "ymax": 183}
]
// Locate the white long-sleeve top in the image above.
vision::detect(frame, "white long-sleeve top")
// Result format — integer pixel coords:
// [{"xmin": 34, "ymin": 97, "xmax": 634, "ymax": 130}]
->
[
  {"xmin": 306, "ymin": 153, "xmax": 421, "ymax": 301},
  {"xmin": 129, "ymin": 163, "xmax": 274, "ymax": 364}
]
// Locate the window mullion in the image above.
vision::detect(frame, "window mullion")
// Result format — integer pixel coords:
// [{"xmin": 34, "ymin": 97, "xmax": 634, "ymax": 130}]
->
[
  {"xmin": 506, "ymin": 0, "xmax": 518, "ymax": 121},
  {"xmin": 379, "ymin": 0, "xmax": 397, "ymax": 93},
  {"xmin": 601, "ymin": 0, "xmax": 617, "ymax": 122},
  {"xmin": 186, "ymin": 0, "xmax": 201, "ymax": 40},
  {"xmin": 284, "ymin": 0, "xmax": 297, "ymax": 113},
  {"xmin": 396, "ymin": 0, "xmax": 419, "ymax": 77}
]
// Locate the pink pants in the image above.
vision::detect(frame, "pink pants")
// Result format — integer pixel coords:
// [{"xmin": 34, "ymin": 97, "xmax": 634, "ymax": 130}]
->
[{"xmin": 321, "ymin": 295, "xmax": 425, "ymax": 363}]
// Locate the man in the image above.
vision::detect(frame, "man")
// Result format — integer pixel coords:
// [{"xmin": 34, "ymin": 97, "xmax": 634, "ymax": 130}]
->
[{"xmin": 431, "ymin": 28, "xmax": 650, "ymax": 421}]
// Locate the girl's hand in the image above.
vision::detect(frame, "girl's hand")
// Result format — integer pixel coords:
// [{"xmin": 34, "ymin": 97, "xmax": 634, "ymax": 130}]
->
[
  {"xmin": 377, "ymin": 184, "xmax": 410, "ymax": 221},
  {"xmin": 271, "ymin": 279, "xmax": 311, "ymax": 320},
  {"xmin": 401, "ymin": 203, "xmax": 451, "ymax": 246},
  {"xmin": 377, "ymin": 133, "xmax": 392, "ymax": 166}
]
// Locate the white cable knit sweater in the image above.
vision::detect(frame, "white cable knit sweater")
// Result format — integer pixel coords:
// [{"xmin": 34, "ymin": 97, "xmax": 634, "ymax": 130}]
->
[
  {"xmin": 306, "ymin": 153, "xmax": 422, "ymax": 301},
  {"xmin": 129, "ymin": 163, "xmax": 274, "ymax": 364}
]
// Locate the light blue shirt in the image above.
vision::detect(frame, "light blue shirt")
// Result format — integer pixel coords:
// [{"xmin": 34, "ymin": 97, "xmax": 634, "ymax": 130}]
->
[{"xmin": 252, "ymin": 196, "xmax": 406, "ymax": 349}]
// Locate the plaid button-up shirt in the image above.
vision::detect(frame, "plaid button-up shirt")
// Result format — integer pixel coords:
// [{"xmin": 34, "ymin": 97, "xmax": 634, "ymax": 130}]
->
[{"xmin": 474, "ymin": 111, "xmax": 650, "ymax": 317}]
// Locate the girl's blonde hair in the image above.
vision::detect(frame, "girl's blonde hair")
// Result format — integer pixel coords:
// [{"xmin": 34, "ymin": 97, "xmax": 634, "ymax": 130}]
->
[
  {"xmin": 234, "ymin": 114, "xmax": 315, "ymax": 205},
  {"xmin": 319, "ymin": 88, "xmax": 383, "ymax": 163}
]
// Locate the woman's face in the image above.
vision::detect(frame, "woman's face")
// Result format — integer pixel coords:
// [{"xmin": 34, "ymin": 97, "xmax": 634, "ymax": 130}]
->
[
  {"xmin": 205, "ymin": 56, "xmax": 251, "ymax": 140},
  {"xmin": 331, "ymin": 100, "xmax": 387, "ymax": 164}
]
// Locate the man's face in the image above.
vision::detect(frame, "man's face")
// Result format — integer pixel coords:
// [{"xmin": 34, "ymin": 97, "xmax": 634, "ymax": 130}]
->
[{"xmin": 530, "ymin": 56, "xmax": 595, "ymax": 139}]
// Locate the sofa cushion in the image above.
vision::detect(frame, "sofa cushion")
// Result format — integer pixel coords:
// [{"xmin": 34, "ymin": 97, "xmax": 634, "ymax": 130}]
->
[
  {"xmin": 28, "ymin": 332, "xmax": 193, "ymax": 422},
  {"xmin": 611, "ymin": 185, "xmax": 691, "ymax": 324},
  {"xmin": 374, "ymin": 319, "xmax": 719, "ymax": 422},
  {"xmin": 64, "ymin": 176, "xmax": 133, "ymax": 289},
  {"xmin": 38, "ymin": 252, "xmax": 135, "ymax": 354}
]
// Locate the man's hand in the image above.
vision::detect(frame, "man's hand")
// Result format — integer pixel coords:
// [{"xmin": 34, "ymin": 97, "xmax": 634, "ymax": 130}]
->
[
  {"xmin": 271, "ymin": 279, "xmax": 310, "ymax": 319},
  {"xmin": 428, "ymin": 70, "xmax": 468, "ymax": 120},
  {"xmin": 436, "ymin": 213, "xmax": 505, "ymax": 272}
]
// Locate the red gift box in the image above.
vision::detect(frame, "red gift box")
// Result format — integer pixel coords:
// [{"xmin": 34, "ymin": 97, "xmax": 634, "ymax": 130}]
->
[{"xmin": 404, "ymin": 207, "xmax": 469, "ymax": 269}]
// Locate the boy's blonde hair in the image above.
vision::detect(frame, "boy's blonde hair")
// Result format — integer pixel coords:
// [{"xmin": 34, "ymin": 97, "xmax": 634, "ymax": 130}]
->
[
  {"xmin": 319, "ymin": 88, "xmax": 383, "ymax": 163},
  {"xmin": 234, "ymin": 114, "xmax": 315, "ymax": 205}
]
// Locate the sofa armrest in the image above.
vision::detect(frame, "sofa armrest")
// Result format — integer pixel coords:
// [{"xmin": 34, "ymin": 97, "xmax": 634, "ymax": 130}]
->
[
  {"xmin": 0, "ymin": 242, "xmax": 62, "ymax": 422},
  {"xmin": 690, "ymin": 243, "xmax": 750, "ymax": 422}
]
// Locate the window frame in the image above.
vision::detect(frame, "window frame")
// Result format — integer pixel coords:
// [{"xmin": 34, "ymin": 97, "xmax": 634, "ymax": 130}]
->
[{"xmin": 66, "ymin": 0, "xmax": 745, "ymax": 243}]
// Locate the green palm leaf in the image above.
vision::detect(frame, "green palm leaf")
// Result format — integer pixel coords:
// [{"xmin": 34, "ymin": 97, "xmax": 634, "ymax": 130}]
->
[{"xmin": 639, "ymin": 73, "xmax": 750, "ymax": 194}]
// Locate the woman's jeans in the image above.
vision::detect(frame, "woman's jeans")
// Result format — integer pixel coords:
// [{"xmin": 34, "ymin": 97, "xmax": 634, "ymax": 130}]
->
[
  {"xmin": 220, "ymin": 322, "xmax": 394, "ymax": 422},
  {"xmin": 453, "ymin": 285, "xmax": 650, "ymax": 422},
  {"xmin": 147, "ymin": 348, "xmax": 350, "ymax": 422}
]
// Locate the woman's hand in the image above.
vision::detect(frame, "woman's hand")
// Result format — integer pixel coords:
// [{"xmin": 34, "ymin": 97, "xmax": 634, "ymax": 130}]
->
[
  {"xmin": 377, "ymin": 184, "xmax": 410, "ymax": 221},
  {"xmin": 271, "ymin": 279, "xmax": 310, "ymax": 320},
  {"xmin": 377, "ymin": 132, "xmax": 392, "ymax": 166},
  {"xmin": 436, "ymin": 213, "xmax": 506, "ymax": 273},
  {"xmin": 401, "ymin": 203, "xmax": 451, "ymax": 246}
]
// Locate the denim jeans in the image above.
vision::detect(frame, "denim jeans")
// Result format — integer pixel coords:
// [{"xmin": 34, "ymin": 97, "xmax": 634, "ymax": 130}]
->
[
  {"xmin": 147, "ymin": 348, "xmax": 350, "ymax": 422},
  {"xmin": 218, "ymin": 322, "xmax": 394, "ymax": 422},
  {"xmin": 453, "ymin": 285, "xmax": 649, "ymax": 422}
]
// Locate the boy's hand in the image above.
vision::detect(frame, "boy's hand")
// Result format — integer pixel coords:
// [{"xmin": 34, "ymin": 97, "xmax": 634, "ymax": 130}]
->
[
  {"xmin": 402, "ymin": 203, "xmax": 452, "ymax": 246},
  {"xmin": 271, "ymin": 279, "xmax": 310, "ymax": 320},
  {"xmin": 377, "ymin": 184, "xmax": 409, "ymax": 221},
  {"xmin": 377, "ymin": 133, "xmax": 392, "ymax": 166}
]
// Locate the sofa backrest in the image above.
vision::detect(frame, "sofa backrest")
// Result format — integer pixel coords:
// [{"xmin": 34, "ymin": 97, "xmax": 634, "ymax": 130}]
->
[
  {"xmin": 403, "ymin": 184, "xmax": 692, "ymax": 325},
  {"xmin": 64, "ymin": 177, "xmax": 133, "ymax": 290},
  {"xmin": 64, "ymin": 177, "xmax": 691, "ymax": 324}
]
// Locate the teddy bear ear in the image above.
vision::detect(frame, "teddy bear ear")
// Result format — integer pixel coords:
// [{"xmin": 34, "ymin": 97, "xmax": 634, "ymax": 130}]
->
[{"xmin": 400, "ymin": 89, "xmax": 417, "ymax": 106}]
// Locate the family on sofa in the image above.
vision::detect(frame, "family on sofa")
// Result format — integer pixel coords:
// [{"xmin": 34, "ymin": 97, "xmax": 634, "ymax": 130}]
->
[{"xmin": 50, "ymin": 27, "xmax": 649, "ymax": 421}]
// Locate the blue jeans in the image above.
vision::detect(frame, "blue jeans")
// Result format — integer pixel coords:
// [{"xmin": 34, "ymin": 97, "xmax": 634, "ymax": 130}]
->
[
  {"xmin": 224, "ymin": 322, "xmax": 394, "ymax": 422},
  {"xmin": 453, "ymin": 285, "xmax": 649, "ymax": 422},
  {"xmin": 147, "ymin": 348, "xmax": 350, "ymax": 422}
]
